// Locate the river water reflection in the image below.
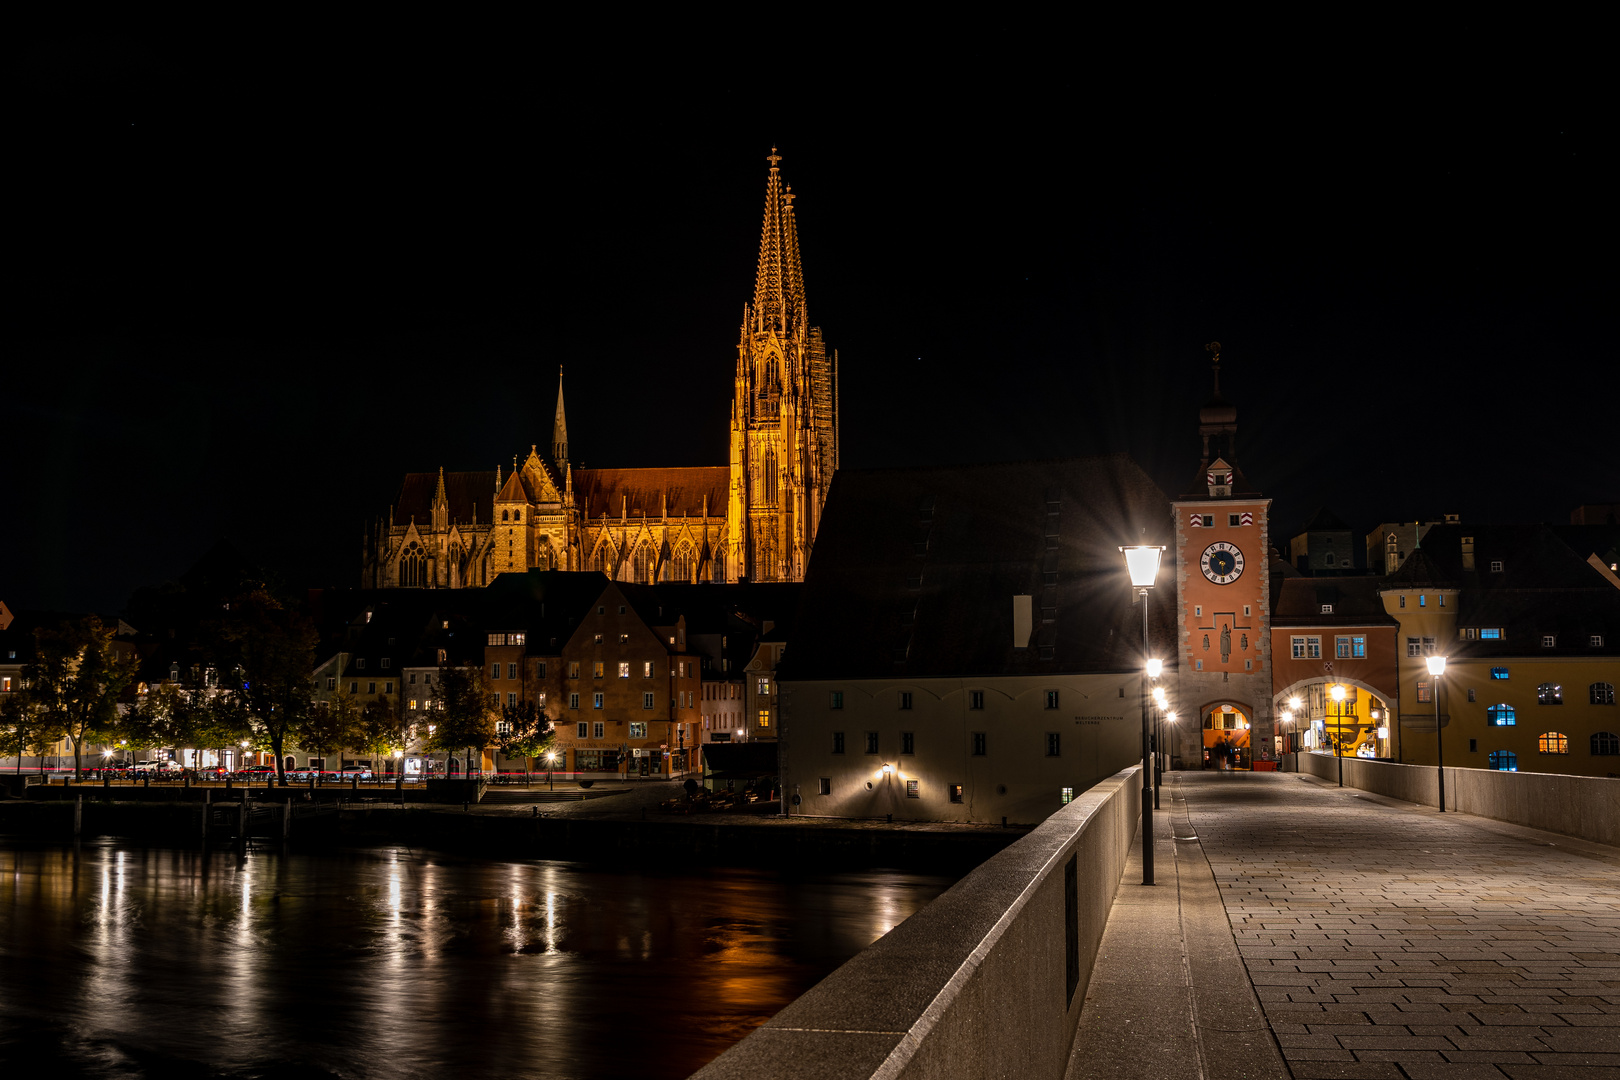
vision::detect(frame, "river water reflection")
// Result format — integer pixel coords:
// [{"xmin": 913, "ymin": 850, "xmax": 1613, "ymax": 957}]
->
[{"xmin": 0, "ymin": 843, "xmax": 952, "ymax": 1078}]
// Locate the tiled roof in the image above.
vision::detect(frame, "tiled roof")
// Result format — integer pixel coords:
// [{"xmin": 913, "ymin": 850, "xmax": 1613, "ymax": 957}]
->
[
  {"xmin": 574, "ymin": 467, "xmax": 728, "ymax": 520},
  {"xmin": 780, "ymin": 454, "xmax": 1177, "ymax": 680},
  {"xmin": 393, "ymin": 471, "xmax": 497, "ymax": 528},
  {"xmin": 1272, "ymin": 577, "xmax": 1398, "ymax": 627}
]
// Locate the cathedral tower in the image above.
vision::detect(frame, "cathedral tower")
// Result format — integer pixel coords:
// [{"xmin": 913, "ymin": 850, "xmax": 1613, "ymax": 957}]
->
[{"xmin": 727, "ymin": 148, "xmax": 839, "ymax": 582}]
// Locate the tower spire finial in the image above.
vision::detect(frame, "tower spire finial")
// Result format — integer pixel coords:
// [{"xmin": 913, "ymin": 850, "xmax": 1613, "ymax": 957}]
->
[
  {"xmin": 752, "ymin": 148, "xmax": 805, "ymax": 338},
  {"xmin": 551, "ymin": 367, "xmax": 569, "ymax": 464},
  {"xmin": 767, "ymin": 146, "xmax": 782, "ymax": 171},
  {"xmin": 1206, "ymin": 341, "xmax": 1222, "ymax": 397}
]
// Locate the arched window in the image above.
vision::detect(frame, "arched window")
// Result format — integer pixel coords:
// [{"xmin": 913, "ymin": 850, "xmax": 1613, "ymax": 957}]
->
[
  {"xmin": 402, "ymin": 542, "xmax": 425, "ymax": 587},
  {"xmin": 1537, "ymin": 682, "xmax": 1563, "ymax": 705},
  {"xmin": 633, "ymin": 544, "xmax": 651, "ymax": 583},
  {"xmin": 764, "ymin": 452, "xmax": 778, "ymax": 503},
  {"xmin": 502, "ymin": 510, "xmax": 509, "ymax": 521},
  {"xmin": 673, "ymin": 545, "xmax": 692, "ymax": 583},
  {"xmin": 1487, "ymin": 750, "xmax": 1517, "ymax": 771},
  {"xmin": 1537, "ymin": 732, "xmax": 1569, "ymax": 754},
  {"xmin": 712, "ymin": 549, "xmax": 724, "ymax": 582},
  {"xmin": 1593, "ymin": 682, "xmax": 1617, "ymax": 706},
  {"xmin": 1487, "ymin": 704, "xmax": 1516, "ymax": 727},
  {"xmin": 513, "ymin": 509, "xmax": 522, "ymax": 522},
  {"xmin": 594, "ymin": 544, "xmax": 613, "ymax": 575},
  {"xmin": 764, "ymin": 357, "xmax": 779, "ymax": 389},
  {"xmin": 1592, "ymin": 732, "xmax": 1620, "ymax": 755}
]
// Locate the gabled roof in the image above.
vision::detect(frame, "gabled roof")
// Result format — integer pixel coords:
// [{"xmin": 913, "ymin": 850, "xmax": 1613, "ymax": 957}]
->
[
  {"xmin": 496, "ymin": 468, "xmax": 529, "ymax": 504},
  {"xmin": 393, "ymin": 470, "xmax": 496, "ymax": 527},
  {"xmin": 1300, "ymin": 506, "xmax": 1352, "ymax": 533},
  {"xmin": 1272, "ymin": 577, "xmax": 1398, "ymax": 627},
  {"xmin": 780, "ymin": 454, "xmax": 1176, "ymax": 680},
  {"xmin": 1381, "ymin": 547, "xmax": 1453, "ymax": 590}
]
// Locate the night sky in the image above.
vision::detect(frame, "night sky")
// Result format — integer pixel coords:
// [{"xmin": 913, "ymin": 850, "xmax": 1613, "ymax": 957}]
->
[{"xmin": 8, "ymin": 39, "xmax": 1614, "ymax": 614}]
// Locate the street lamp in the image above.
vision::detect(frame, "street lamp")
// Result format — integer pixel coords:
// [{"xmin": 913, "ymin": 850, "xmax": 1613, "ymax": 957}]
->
[
  {"xmin": 1151, "ymin": 683, "xmax": 1168, "ymax": 808},
  {"xmin": 1426, "ymin": 654, "xmax": 1446, "ymax": 812},
  {"xmin": 546, "ymin": 751, "xmax": 558, "ymax": 792},
  {"xmin": 1121, "ymin": 544, "xmax": 1164, "ymax": 887},
  {"xmin": 1329, "ymin": 684, "xmax": 1348, "ymax": 787}
]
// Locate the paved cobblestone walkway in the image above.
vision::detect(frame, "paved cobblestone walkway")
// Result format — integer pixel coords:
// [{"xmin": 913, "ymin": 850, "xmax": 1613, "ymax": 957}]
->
[{"xmin": 1179, "ymin": 770, "xmax": 1620, "ymax": 1080}]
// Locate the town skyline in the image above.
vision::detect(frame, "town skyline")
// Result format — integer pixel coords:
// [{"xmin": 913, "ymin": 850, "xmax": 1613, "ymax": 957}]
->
[{"xmin": 8, "ymin": 44, "xmax": 1612, "ymax": 613}]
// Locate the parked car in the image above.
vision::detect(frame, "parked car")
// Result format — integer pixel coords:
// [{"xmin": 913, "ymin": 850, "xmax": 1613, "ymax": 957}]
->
[
  {"xmin": 236, "ymin": 765, "xmax": 275, "ymax": 780},
  {"xmin": 335, "ymin": 765, "xmax": 371, "ymax": 781}
]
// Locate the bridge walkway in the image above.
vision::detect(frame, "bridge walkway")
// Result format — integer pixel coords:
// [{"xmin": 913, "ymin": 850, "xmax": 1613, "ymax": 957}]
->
[{"xmin": 1067, "ymin": 770, "xmax": 1620, "ymax": 1080}]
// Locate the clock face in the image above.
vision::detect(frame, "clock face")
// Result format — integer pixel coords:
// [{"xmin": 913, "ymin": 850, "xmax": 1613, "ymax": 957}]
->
[{"xmin": 1200, "ymin": 541, "xmax": 1245, "ymax": 585}]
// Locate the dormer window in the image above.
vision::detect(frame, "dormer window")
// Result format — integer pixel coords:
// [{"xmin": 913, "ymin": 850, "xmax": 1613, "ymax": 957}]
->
[
  {"xmin": 1320, "ymin": 604, "xmax": 1334, "ymax": 614},
  {"xmin": 1490, "ymin": 560, "xmax": 1504, "ymax": 573}
]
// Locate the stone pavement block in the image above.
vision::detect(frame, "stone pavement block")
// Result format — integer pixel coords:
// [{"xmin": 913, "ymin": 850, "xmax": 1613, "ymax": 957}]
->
[
  {"xmin": 1500, "ymin": 1066, "xmax": 1620, "ymax": 1079},
  {"xmin": 1531, "ymin": 1053, "xmax": 1620, "ymax": 1066},
  {"xmin": 1284, "ymin": 1048, "xmax": 1359, "ymax": 1061},
  {"xmin": 1400, "ymin": 1065, "xmax": 1512, "ymax": 1079},
  {"xmin": 1284, "ymin": 1063, "xmax": 1405, "ymax": 1078}
]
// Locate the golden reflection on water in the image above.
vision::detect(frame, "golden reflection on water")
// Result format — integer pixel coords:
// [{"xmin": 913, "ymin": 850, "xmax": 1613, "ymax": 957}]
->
[{"xmin": 0, "ymin": 844, "xmax": 951, "ymax": 1079}]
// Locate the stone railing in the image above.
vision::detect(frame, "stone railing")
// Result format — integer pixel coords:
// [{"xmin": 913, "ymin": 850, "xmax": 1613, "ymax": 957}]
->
[
  {"xmin": 693, "ymin": 765, "xmax": 1142, "ymax": 1080},
  {"xmin": 1297, "ymin": 751, "xmax": 1620, "ymax": 846}
]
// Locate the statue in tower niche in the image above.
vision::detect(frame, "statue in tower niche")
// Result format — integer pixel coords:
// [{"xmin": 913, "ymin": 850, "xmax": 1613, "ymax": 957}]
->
[{"xmin": 362, "ymin": 151, "xmax": 839, "ymax": 589}]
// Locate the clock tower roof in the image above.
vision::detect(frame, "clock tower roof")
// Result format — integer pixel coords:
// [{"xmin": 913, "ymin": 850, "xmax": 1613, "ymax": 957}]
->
[{"xmin": 1180, "ymin": 342, "xmax": 1260, "ymax": 500}]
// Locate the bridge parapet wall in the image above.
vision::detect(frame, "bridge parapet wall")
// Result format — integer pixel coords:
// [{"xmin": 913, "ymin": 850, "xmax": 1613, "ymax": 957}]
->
[
  {"xmin": 692, "ymin": 766, "xmax": 1141, "ymax": 1080},
  {"xmin": 1298, "ymin": 752, "xmax": 1620, "ymax": 846}
]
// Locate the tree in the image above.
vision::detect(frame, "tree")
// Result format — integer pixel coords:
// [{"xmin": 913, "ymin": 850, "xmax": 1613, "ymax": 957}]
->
[
  {"xmin": 18, "ymin": 618, "xmax": 140, "ymax": 779},
  {"xmin": 497, "ymin": 701, "xmax": 555, "ymax": 784},
  {"xmin": 355, "ymin": 695, "xmax": 409, "ymax": 783},
  {"xmin": 206, "ymin": 590, "xmax": 318, "ymax": 787},
  {"xmin": 426, "ymin": 665, "xmax": 496, "ymax": 777},
  {"xmin": 0, "ymin": 692, "xmax": 58, "ymax": 775},
  {"xmin": 293, "ymin": 694, "xmax": 361, "ymax": 776},
  {"xmin": 120, "ymin": 680, "xmax": 237, "ymax": 769}
]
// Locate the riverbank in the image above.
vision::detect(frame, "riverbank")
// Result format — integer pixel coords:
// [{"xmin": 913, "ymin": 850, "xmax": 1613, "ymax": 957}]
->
[{"xmin": 0, "ymin": 781, "xmax": 1027, "ymax": 872}]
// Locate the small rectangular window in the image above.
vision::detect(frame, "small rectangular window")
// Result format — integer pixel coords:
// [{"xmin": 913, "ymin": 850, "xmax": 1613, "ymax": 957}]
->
[
  {"xmin": 1045, "ymin": 689, "xmax": 1060, "ymax": 709},
  {"xmin": 1321, "ymin": 604, "xmax": 1334, "ymax": 614},
  {"xmin": 1292, "ymin": 637, "xmax": 1306, "ymax": 659},
  {"xmin": 506, "ymin": 692, "xmax": 516, "ymax": 707},
  {"xmin": 1481, "ymin": 628, "xmax": 1502, "ymax": 640},
  {"xmin": 1352, "ymin": 636, "xmax": 1366, "ymax": 658},
  {"xmin": 593, "ymin": 692, "xmax": 604, "ymax": 709},
  {"xmin": 1307, "ymin": 637, "xmax": 1321, "ymax": 659},
  {"xmin": 1046, "ymin": 732, "xmax": 1061, "ymax": 757},
  {"xmin": 865, "ymin": 732, "xmax": 879, "ymax": 754},
  {"xmin": 1228, "ymin": 514, "xmax": 1240, "ymax": 527},
  {"xmin": 368, "ymin": 682, "xmax": 377, "ymax": 694},
  {"xmin": 1419, "ymin": 594, "xmax": 1426, "ymax": 607},
  {"xmin": 537, "ymin": 662, "xmax": 547, "ymax": 679},
  {"xmin": 629, "ymin": 722, "xmax": 646, "ymax": 738},
  {"xmin": 569, "ymin": 693, "xmax": 580, "ymax": 709},
  {"xmin": 619, "ymin": 662, "xmax": 630, "ymax": 678},
  {"xmin": 1491, "ymin": 667, "xmax": 1509, "ymax": 680},
  {"xmin": 1336, "ymin": 636, "xmax": 1351, "ymax": 659},
  {"xmin": 1417, "ymin": 681, "xmax": 1431, "ymax": 703},
  {"xmin": 642, "ymin": 661, "xmax": 653, "ymax": 678},
  {"xmin": 757, "ymin": 709, "xmax": 771, "ymax": 729},
  {"xmin": 905, "ymin": 779, "xmax": 920, "ymax": 798},
  {"xmin": 830, "ymin": 691, "xmax": 844, "ymax": 709},
  {"xmin": 593, "ymin": 721, "xmax": 605, "ymax": 739},
  {"xmin": 902, "ymin": 732, "xmax": 914, "ymax": 755},
  {"xmin": 577, "ymin": 722, "xmax": 588, "ymax": 738},
  {"xmin": 511, "ymin": 633, "xmax": 525, "ymax": 645},
  {"xmin": 970, "ymin": 690, "xmax": 984, "ymax": 709},
  {"xmin": 972, "ymin": 732, "xmax": 987, "ymax": 756},
  {"xmin": 1490, "ymin": 560, "xmax": 1504, "ymax": 573},
  {"xmin": 1469, "ymin": 738, "xmax": 1477, "ymax": 752},
  {"xmin": 832, "ymin": 732, "xmax": 845, "ymax": 754},
  {"xmin": 593, "ymin": 662, "xmax": 604, "ymax": 679},
  {"xmin": 1593, "ymin": 635, "xmax": 1606, "ymax": 647},
  {"xmin": 1061, "ymin": 787, "xmax": 1074, "ymax": 804},
  {"xmin": 1195, "ymin": 660, "xmax": 1203, "ymax": 671},
  {"xmin": 1195, "ymin": 606, "xmax": 1202, "ymax": 617},
  {"xmin": 758, "ymin": 678, "xmax": 771, "ymax": 696},
  {"xmin": 949, "ymin": 784, "xmax": 963, "ymax": 804},
  {"xmin": 643, "ymin": 692, "xmax": 655, "ymax": 709},
  {"xmin": 1467, "ymin": 688, "xmax": 1476, "ymax": 702},
  {"xmin": 1407, "ymin": 637, "xmax": 1421, "ymax": 657},
  {"xmin": 1542, "ymin": 635, "xmax": 1557, "ymax": 648},
  {"xmin": 507, "ymin": 662, "xmax": 517, "ymax": 679},
  {"xmin": 818, "ymin": 777, "xmax": 831, "ymax": 796},
  {"xmin": 899, "ymin": 691, "xmax": 913, "ymax": 710}
]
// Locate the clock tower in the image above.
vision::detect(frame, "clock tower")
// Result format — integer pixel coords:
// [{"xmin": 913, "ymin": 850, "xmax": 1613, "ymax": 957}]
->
[{"xmin": 1170, "ymin": 344, "xmax": 1276, "ymax": 769}]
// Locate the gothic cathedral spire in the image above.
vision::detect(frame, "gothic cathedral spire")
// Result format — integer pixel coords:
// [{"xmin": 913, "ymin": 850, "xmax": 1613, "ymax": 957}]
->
[
  {"xmin": 551, "ymin": 365, "xmax": 569, "ymax": 466},
  {"xmin": 728, "ymin": 148, "xmax": 838, "ymax": 582}
]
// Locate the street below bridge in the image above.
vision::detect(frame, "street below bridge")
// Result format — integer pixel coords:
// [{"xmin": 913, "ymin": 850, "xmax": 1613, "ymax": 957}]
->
[{"xmin": 1069, "ymin": 770, "xmax": 1620, "ymax": 1080}]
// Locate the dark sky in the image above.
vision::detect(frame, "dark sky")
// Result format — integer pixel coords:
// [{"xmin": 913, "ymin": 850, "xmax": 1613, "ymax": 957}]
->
[{"xmin": 7, "ymin": 39, "xmax": 1614, "ymax": 614}]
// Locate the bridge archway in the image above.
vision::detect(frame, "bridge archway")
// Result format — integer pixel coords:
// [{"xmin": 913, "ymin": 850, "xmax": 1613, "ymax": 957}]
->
[{"xmin": 1272, "ymin": 676, "xmax": 1395, "ymax": 759}]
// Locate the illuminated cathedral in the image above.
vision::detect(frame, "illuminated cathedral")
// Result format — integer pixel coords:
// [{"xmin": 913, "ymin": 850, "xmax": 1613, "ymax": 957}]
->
[{"xmin": 361, "ymin": 150, "xmax": 839, "ymax": 589}]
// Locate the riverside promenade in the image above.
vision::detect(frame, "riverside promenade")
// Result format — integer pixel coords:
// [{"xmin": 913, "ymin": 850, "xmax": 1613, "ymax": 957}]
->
[{"xmin": 1068, "ymin": 770, "xmax": 1620, "ymax": 1080}]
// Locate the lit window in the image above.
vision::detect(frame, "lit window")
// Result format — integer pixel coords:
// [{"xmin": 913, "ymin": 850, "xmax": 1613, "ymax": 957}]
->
[
  {"xmin": 1418, "ymin": 595, "xmax": 1426, "ymax": 608},
  {"xmin": 1336, "ymin": 637, "xmax": 1351, "ymax": 659},
  {"xmin": 1491, "ymin": 667, "xmax": 1510, "ymax": 680},
  {"xmin": 1480, "ymin": 628, "xmax": 1502, "ymax": 639},
  {"xmin": 758, "ymin": 709, "xmax": 771, "ymax": 729},
  {"xmin": 1487, "ymin": 750, "xmax": 1517, "ymax": 771},
  {"xmin": 1487, "ymin": 704, "xmax": 1516, "ymax": 727},
  {"xmin": 592, "ymin": 693, "xmax": 603, "ymax": 709},
  {"xmin": 1417, "ymin": 681, "xmax": 1431, "ymax": 703},
  {"xmin": 1591, "ymin": 683, "xmax": 1616, "ymax": 705},
  {"xmin": 511, "ymin": 633, "xmax": 524, "ymax": 645},
  {"xmin": 593, "ymin": 662, "xmax": 604, "ymax": 679},
  {"xmin": 629, "ymin": 722, "xmax": 646, "ymax": 738},
  {"xmin": 950, "ymin": 785, "xmax": 963, "ymax": 803},
  {"xmin": 568, "ymin": 662, "xmax": 580, "ymax": 679},
  {"xmin": 618, "ymin": 662, "xmax": 630, "ymax": 678},
  {"xmin": 1537, "ymin": 683, "xmax": 1563, "ymax": 705},
  {"xmin": 1538, "ymin": 732, "xmax": 1569, "ymax": 754},
  {"xmin": 643, "ymin": 662, "xmax": 653, "ymax": 678},
  {"xmin": 758, "ymin": 678, "xmax": 771, "ymax": 696}
]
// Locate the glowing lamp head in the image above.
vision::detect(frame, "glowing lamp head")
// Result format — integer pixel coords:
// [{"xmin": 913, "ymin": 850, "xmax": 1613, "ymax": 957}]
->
[
  {"xmin": 1145, "ymin": 658, "xmax": 1163, "ymax": 678},
  {"xmin": 1152, "ymin": 687, "xmax": 1168, "ymax": 706},
  {"xmin": 1289, "ymin": 697, "xmax": 1302, "ymax": 711},
  {"xmin": 1377, "ymin": 727, "xmax": 1390, "ymax": 739},
  {"xmin": 1330, "ymin": 684, "xmax": 1346, "ymax": 703},
  {"xmin": 881, "ymin": 763, "xmax": 893, "ymax": 776},
  {"xmin": 1425, "ymin": 654, "xmax": 1447, "ymax": 677},
  {"xmin": 240, "ymin": 740, "xmax": 249, "ymax": 748},
  {"xmin": 1164, "ymin": 712, "xmax": 1176, "ymax": 724},
  {"xmin": 1279, "ymin": 710, "xmax": 1291, "ymax": 724},
  {"xmin": 393, "ymin": 750, "xmax": 403, "ymax": 758},
  {"xmin": 1119, "ymin": 545, "xmax": 1165, "ymax": 588}
]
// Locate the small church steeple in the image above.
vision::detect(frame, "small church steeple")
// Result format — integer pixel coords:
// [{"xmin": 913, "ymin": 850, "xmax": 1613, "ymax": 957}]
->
[{"xmin": 551, "ymin": 366, "xmax": 569, "ymax": 465}]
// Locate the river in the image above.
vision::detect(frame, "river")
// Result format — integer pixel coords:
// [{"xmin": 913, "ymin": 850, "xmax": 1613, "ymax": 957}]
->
[{"xmin": 0, "ymin": 842, "xmax": 952, "ymax": 1078}]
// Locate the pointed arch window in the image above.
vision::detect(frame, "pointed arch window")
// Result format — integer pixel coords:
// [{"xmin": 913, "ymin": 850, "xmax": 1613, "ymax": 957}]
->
[
  {"xmin": 673, "ymin": 544, "xmax": 693, "ymax": 584},
  {"xmin": 502, "ymin": 510, "xmax": 509, "ymax": 522},
  {"xmin": 764, "ymin": 452, "xmax": 778, "ymax": 504},
  {"xmin": 633, "ymin": 544, "xmax": 651, "ymax": 583},
  {"xmin": 513, "ymin": 509, "xmax": 522, "ymax": 522},
  {"xmin": 402, "ymin": 542, "xmax": 426, "ymax": 587}
]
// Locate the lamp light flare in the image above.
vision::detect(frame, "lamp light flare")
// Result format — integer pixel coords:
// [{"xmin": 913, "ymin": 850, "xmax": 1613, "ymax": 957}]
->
[
  {"xmin": 1425, "ymin": 655, "xmax": 1447, "ymax": 676},
  {"xmin": 1152, "ymin": 687, "xmax": 1167, "ymax": 706},
  {"xmin": 1329, "ymin": 684, "xmax": 1346, "ymax": 703},
  {"xmin": 1145, "ymin": 658, "xmax": 1163, "ymax": 678}
]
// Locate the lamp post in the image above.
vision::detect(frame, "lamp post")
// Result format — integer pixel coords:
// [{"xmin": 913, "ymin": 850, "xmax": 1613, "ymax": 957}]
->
[
  {"xmin": 1426, "ymin": 654, "xmax": 1446, "ymax": 812},
  {"xmin": 1329, "ymin": 684, "xmax": 1347, "ymax": 787},
  {"xmin": 546, "ymin": 751, "xmax": 557, "ymax": 792},
  {"xmin": 1121, "ymin": 544, "xmax": 1164, "ymax": 887}
]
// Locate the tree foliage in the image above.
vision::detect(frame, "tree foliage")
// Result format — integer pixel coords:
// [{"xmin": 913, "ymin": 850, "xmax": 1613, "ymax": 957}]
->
[
  {"xmin": 16, "ymin": 618, "xmax": 140, "ymax": 778},
  {"xmin": 425, "ymin": 665, "xmax": 495, "ymax": 774},
  {"xmin": 204, "ymin": 589, "xmax": 318, "ymax": 786},
  {"xmin": 498, "ymin": 701, "xmax": 554, "ymax": 774}
]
